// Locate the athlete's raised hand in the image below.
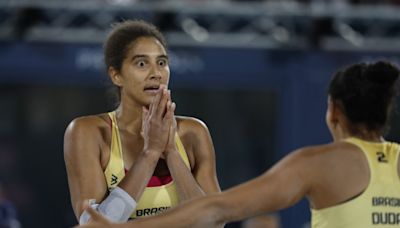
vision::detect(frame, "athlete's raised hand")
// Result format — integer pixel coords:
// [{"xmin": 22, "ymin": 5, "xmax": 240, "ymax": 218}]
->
[
  {"xmin": 164, "ymin": 110, "xmax": 178, "ymax": 158},
  {"xmin": 141, "ymin": 85, "xmax": 174, "ymax": 155}
]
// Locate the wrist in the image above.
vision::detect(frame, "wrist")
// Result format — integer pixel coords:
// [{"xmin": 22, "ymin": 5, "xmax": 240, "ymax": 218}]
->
[
  {"xmin": 165, "ymin": 148, "xmax": 180, "ymax": 161},
  {"xmin": 141, "ymin": 148, "xmax": 161, "ymax": 164}
]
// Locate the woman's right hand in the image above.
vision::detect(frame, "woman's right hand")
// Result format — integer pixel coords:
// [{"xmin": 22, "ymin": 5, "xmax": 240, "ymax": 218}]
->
[{"xmin": 141, "ymin": 85, "xmax": 175, "ymax": 155}]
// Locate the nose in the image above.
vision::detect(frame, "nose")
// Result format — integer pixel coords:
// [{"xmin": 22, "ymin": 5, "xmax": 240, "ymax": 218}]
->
[{"xmin": 149, "ymin": 64, "xmax": 162, "ymax": 80}]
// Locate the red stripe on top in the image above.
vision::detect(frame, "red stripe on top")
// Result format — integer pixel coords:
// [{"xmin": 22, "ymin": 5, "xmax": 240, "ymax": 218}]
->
[
  {"xmin": 147, "ymin": 175, "xmax": 173, "ymax": 187},
  {"xmin": 125, "ymin": 169, "xmax": 173, "ymax": 187},
  {"xmin": 113, "ymin": 114, "xmax": 173, "ymax": 188}
]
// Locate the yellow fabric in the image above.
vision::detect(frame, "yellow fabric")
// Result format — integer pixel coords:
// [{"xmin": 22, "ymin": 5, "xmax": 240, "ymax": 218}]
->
[
  {"xmin": 311, "ymin": 137, "xmax": 400, "ymax": 228},
  {"xmin": 104, "ymin": 111, "xmax": 191, "ymax": 219}
]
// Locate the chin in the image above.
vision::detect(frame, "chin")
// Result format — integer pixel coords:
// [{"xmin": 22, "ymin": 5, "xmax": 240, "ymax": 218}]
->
[
  {"xmin": 140, "ymin": 100, "xmax": 150, "ymax": 107},
  {"xmin": 142, "ymin": 99, "xmax": 152, "ymax": 108}
]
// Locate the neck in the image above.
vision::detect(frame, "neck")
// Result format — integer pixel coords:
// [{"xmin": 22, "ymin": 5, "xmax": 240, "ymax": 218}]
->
[
  {"xmin": 336, "ymin": 127, "xmax": 384, "ymax": 142},
  {"xmin": 347, "ymin": 131, "xmax": 384, "ymax": 142},
  {"xmin": 115, "ymin": 99, "xmax": 144, "ymax": 134}
]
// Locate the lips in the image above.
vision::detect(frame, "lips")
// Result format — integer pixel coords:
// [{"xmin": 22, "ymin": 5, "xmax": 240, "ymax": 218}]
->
[{"xmin": 144, "ymin": 85, "xmax": 160, "ymax": 91}]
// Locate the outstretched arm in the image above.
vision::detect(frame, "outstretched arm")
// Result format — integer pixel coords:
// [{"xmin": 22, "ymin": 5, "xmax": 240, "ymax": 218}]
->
[
  {"xmin": 75, "ymin": 195, "xmax": 222, "ymax": 228},
  {"xmin": 215, "ymin": 148, "xmax": 313, "ymax": 223}
]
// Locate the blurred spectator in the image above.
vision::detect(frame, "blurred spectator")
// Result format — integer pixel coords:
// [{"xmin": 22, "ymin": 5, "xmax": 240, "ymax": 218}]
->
[{"xmin": 0, "ymin": 184, "xmax": 21, "ymax": 228}]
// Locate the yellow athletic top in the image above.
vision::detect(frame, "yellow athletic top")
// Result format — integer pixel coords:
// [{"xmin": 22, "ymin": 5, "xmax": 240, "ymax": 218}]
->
[
  {"xmin": 104, "ymin": 112, "xmax": 191, "ymax": 219},
  {"xmin": 311, "ymin": 137, "xmax": 400, "ymax": 228}
]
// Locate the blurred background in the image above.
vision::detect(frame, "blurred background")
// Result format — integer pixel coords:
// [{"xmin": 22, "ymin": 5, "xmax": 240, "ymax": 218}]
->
[{"xmin": 1, "ymin": 0, "xmax": 400, "ymax": 227}]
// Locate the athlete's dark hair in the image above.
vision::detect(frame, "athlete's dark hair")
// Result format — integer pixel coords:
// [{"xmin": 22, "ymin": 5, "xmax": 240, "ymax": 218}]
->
[
  {"xmin": 103, "ymin": 20, "xmax": 167, "ymax": 105},
  {"xmin": 328, "ymin": 60, "xmax": 400, "ymax": 134}
]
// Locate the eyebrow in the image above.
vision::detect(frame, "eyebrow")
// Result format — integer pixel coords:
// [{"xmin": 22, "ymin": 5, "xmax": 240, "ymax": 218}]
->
[
  {"xmin": 132, "ymin": 54, "xmax": 169, "ymax": 61},
  {"xmin": 158, "ymin": 55, "xmax": 169, "ymax": 60}
]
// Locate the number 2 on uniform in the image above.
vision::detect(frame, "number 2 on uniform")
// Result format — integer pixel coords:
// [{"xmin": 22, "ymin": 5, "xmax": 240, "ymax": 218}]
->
[{"xmin": 376, "ymin": 152, "xmax": 388, "ymax": 163}]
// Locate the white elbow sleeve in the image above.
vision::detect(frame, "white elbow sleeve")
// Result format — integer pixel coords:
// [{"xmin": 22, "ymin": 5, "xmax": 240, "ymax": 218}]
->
[{"xmin": 79, "ymin": 187, "xmax": 137, "ymax": 224}]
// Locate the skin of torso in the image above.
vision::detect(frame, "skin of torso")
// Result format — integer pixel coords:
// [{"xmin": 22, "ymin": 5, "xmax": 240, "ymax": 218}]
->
[
  {"xmin": 65, "ymin": 112, "xmax": 217, "ymax": 219},
  {"xmin": 90, "ymin": 113, "xmax": 197, "ymax": 175}
]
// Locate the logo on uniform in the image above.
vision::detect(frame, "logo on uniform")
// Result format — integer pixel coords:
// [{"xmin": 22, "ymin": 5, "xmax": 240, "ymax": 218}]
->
[
  {"xmin": 111, "ymin": 174, "xmax": 118, "ymax": 185},
  {"xmin": 376, "ymin": 152, "xmax": 388, "ymax": 163}
]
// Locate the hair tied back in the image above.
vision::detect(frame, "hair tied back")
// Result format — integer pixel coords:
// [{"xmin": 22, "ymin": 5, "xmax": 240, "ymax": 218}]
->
[{"xmin": 364, "ymin": 61, "xmax": 399, "ymax": 87}]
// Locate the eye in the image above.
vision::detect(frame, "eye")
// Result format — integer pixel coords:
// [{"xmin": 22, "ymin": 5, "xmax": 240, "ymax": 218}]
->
[
  {"xmin": 136, "ymin": 60, "xmax": 146, "ymax": 67},
  {"xmin": 158, "ymin": 59, "xmax": 168, "ymax": 67}
]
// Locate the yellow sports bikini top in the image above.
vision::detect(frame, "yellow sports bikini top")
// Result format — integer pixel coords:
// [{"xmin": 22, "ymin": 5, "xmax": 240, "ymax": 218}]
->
[
  {"xmin": 311, "ymin": 137, "xmax": 400, "ymax": 228},
  {"xmin": 104, "ymin": 111, "xmax": 191, "ymax": 219}
]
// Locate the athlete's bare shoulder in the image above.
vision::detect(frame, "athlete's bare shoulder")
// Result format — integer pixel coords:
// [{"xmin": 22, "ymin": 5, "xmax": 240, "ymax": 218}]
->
[
  {"xmin": 174, "ymin": 116, "xmax": 213, "ymax": 166},
  {"xmin": 292, "ymin": 141, "xmax": 369, "ymax": 208},
  {"xmin": 282, "ymin": 141, "xmax": 367, "ymax": 182},
  {"xmin": 64, "ymin": 113, "xmax": 112, "ymax": 148},
  {"xmin": 175, "ymin": 116, "xmax": 209, "ymax": 135},
  {"xmin": 295, "ymin": 141, "xmax": 364, "ymax": 161},
  {"xmin": 66, "ymin": 113, "xmax": 110, "ymax": 133}
]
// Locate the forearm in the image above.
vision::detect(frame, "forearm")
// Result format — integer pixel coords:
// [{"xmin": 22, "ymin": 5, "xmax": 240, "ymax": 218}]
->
[
  {"xmin": 166, "ymin": 151, "xmax": 205, "ymax": 202},
  {"xmin": 79, "ymin": 150, "xmax": 159, "ymax": 223},
  {"xmin": 215, "ymin": 170, "xmax": 306, "ymax": 224},
  {"xmin": 131, "ymin": 194, "xmax": 224, "ymax": 228},
  {"xmin": 118, "ymin": 150, "xmax": 159, "ymax": 201}
]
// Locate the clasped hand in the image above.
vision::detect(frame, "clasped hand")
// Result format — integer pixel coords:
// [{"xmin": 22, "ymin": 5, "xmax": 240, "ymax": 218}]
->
[{"xmin": 141, "ymin": 85, "xmax": 178, "ymax": 158}]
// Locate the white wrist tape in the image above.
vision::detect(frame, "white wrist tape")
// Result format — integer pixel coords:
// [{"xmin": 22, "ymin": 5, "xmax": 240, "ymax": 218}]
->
[
  {"xmin": 79, "ymin": 187, "xmax": 137, "ymax": 224},
  {"xmin": 79, "ymin": 199, "xmax": 99, "ymax": 225}
]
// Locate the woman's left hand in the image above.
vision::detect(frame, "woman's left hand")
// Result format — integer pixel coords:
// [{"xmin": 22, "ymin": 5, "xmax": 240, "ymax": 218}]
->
[{"xmin": 163, "ymin": 114, "xmax": 179, "ymax": 159}]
